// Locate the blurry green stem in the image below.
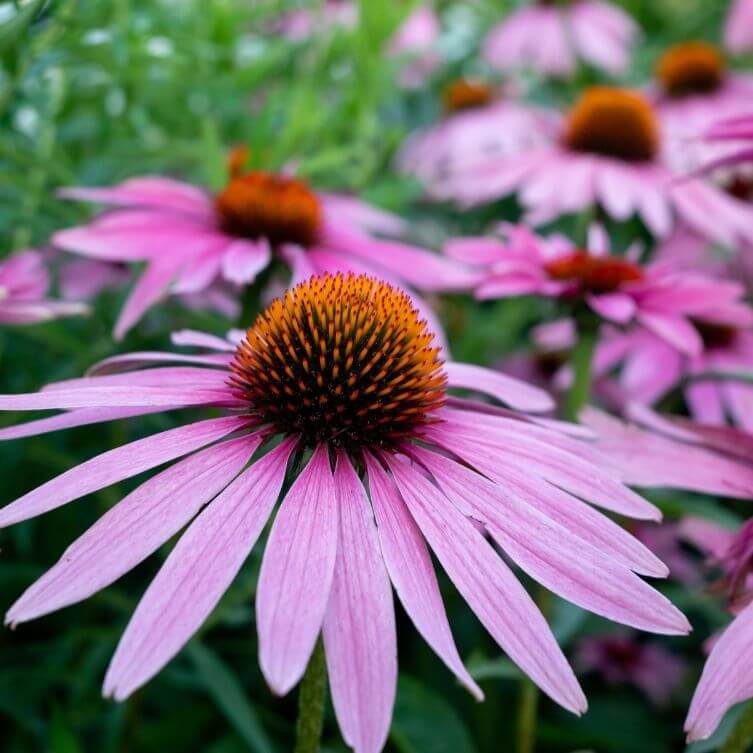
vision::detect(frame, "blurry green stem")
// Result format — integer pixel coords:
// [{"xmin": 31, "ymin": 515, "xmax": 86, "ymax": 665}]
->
[
  {"xmin": 563, "ymin": 318, "xmax": 598, "ymax": 423},
  {"xmin": 516, "ymin": 678, "xmax": 539, "ymax": 753},
  {"xmin": 294, "ymin": 638, "xmax": 327, "ymax": 753}
]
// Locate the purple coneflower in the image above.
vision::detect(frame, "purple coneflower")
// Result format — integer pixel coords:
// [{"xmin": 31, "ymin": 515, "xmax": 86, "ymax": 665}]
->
[
  {"xmin": 430, "ymin": 87, "xmax": 753, "ymax": 246},
  {"xmin": 483, "ymin": 0, "xmax": 638, "ymax": 77},
  {"xmin": 53, "ymin": 169, "xmax": 476, "ymax": 339},
  {"xmin": 0, "ymin": 250, "xmax": 88, "ymax": 325},
  {"xmin": 0, "ymin": 273, "xmax": 690, "ymax": 753}
]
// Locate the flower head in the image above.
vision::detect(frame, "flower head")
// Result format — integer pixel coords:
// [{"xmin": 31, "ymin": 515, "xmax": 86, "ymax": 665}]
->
[
  {"xmin": 429, "ymin": 87, "xmax": 753, "ymax": 246},
  {"xmin": 483, "ymin": 0, "xmax": 638, "ymax": 77},
  {"xmin": 0, "ymin": 250, "xmax": 88, "ymax": 325},
  {"xmin": 0, "ymin": 272, "xmax": 693, "ymax": 753},
  {"xmin": 53, "ymin": 172, "xmax": 475, "ymax": 339}
]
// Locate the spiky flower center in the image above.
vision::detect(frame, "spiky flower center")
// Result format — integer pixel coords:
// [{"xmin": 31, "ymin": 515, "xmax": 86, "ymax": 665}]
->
[
  {"xmin": 656, "ymin": 42, "xmax": 725, "ymax": 98},
  {"xmin": 443, "ymin": 78, "xmax": 495, "ymax": 113},
  {"xmin": 545, "ymin": 251, "xmax": 644, "ymax": 294},
  {"xmin": 215, "ymin": 171, "xmax": 322, "ymax": 247},
  {"xmin": 229, "ymin": 273, "xmax": 447, "ymax": 450},
  {"xmin": 563, "ymin": 87, "xmax": 659, "ymax": 162}
]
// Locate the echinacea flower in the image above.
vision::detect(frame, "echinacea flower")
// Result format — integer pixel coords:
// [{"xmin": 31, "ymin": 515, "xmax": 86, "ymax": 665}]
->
[
  {"xmin": 575, "ymin": 631, "xmax": 686, "ymax": 706},
  {"xmin": 53, "ymin": 172, "xmax": 476, "ymax": 339},
  {"xmin": 652, "ymin": 42, "xmax": 753, "ymax": 173},
  {"xmin": 432, "ymin": 87, "xmax": 753, "ymax": 246},
  {"xmin": 446, "ymin": 223, "xmax": 748, "ymax": 357},
  {"xmin": 483, "ymin": 0, "xmax": 638, "ymax": 77},
  {"xmin": 0, "ymin": 273, "xmax": 691, "ymax": 753},
  {"xmin": 725, "ymin": 0, "xmax": 753, "ymax": 54},
  {"xmin": 397, "ymin": 78, "xmax": 558, "ymax": 185},
  {"xmin": 0, "ymin": 250, "xmax": 88, "ymax": 325}
]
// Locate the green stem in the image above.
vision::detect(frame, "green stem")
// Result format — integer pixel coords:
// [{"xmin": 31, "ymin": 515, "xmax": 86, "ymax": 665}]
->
[
  {"xmin": 516, "ymin": 678, "xmax": 539, "ymax": 753},
  {"xmin": 294, "ymin": 638, "xmax": 327, "ymax": 753},
  {"xmin": 563, "ymin": 319, "xmax": 598, "ymax": 423}
]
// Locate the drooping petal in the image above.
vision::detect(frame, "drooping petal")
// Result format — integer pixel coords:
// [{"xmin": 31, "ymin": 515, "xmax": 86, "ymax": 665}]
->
[
  {"xmin": 445, "ymin": 361, "xmax": 555, "ymax": 412},
  {"xmin": 417, "ymin": 448, "xmax": 688, "ymax": 635},
  {"xmin": 685, "ymin": 601, "xmax": 753, "ymax": 741},
  {"xmin": 323, "ymin": 456, "xmax": 397, "ymax": 753},
  {"xmin": 0, "ymin": 416, "xmax": 251, "ymax": 527},
  {"xmin": 103, "ymin": 439, "xmax": 293, "ymax": 700},
  {"xmin": 220, "ymin": 239, "xmax": 271, "ymax": 285},
  {"xmin": 365, "ymin": 453, "xmax": 482, "ymax": 699},
  {"xmin": 386, "ymin": 455, "xmax": 587, "ymax": 714},
  {"xmin": 6, "ymin": 433, "xmax": 262, "ymax": 624},
  {"xmin": 256, "ymin": 445, "xmax": 338, "ymax": 695}
]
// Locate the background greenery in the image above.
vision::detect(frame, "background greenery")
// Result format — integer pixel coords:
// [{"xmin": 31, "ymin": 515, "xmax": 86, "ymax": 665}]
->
[{"xmin": 0, "ymin": 1, "xmax": 747, "ymax": 751}]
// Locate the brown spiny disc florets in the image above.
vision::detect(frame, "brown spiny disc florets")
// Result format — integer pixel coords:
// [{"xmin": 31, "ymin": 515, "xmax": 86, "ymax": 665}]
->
[
  {"xmin": 443, "ymin": 78, "xmax": 495, "ymax": 113},
  {"xmin": 215, "ymin": 171, "xmax": 322, "ymax": 247},
  {"xmin": 563, "ymin": 87, "xmax": 660, "ymax": 163},
  {"xmin": 545, "ymin": 251, "xmax": 644, "ymax": 294},
  {"xmin": 656, "ymin": 42, "xmax": 725, "ymax": 98},
  {"xmin": 229, "ymin": 273, "xmax": 447, "ymax": 450}
]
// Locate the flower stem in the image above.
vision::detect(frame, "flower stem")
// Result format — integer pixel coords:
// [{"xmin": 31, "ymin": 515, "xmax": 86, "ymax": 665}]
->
[
  {"xmin": 516, "ymin": 678, "xmax": 539, "ymax": 753},
  {"xmin": 563, "ymin": 316, "xmax": 598, "ymax": 423},
  {"xmin": 294, "ymin": 638, "xmax": 327, "ymax": 753}
]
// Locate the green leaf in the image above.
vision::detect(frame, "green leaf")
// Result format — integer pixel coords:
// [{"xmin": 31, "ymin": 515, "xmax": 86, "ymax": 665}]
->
[
  {"xmin": 391, "ymin": 675, "xmax": 478, "ymax": 753},
  {"xmin": 720, "ymin": 701, "xmax": 753, "ymax": 753},
  {"xmin": 0, "ymin": 0, "xmax": 46, "ymax": 52},
  {"xmin": 49, "ymin": 706, "xmax": 83, "ymax": 753},
  {"xmin": 187, "ymin": 642, "xmax": 276, "ymax": 753}
]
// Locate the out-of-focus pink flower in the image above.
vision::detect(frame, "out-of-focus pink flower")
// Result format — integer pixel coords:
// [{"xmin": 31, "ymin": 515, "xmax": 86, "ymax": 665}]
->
[
  {"xmin": 575, "ymin": 631, "xmax": 686, "ymax": 706},
  {"xmin": 447, "ymin": 223, "xmax": 750, "ymax": 359},
  {"xmin": 58, "ymin": 258, "xmax": 130, "ymax": 301},
  {"xmin": 0, "ymin": 250, "xmax": 88, "ymax": 325},
  {"xmin": 483, "ymin": 0, "xmax": 638, "ymax": 77},
  {"xmin": 725, "ymin": 0, "xmax": 753, "ymax": 54},
  {"xmin": 429, "ymin": 87, "xmax": 753, "ymax": 247},
  {"xmin": 0, "ymin": 272, "xmax": 698, "ymax": 753},
  {"xmin": 388, "ymin": 6, "xmax": 442, "ymax": 89},
  {"xmin": 272, "ymin": 1, "xmax": 357, "ymax": 41},
  {"xmin": 398, "ymin": 79, "xmax": 558, "ymax": 184},
  {"xmin": 632, "ymin": 522, "xmax": 703, "ymax": 586},
  {"xmin": 53, "ymin": 173, "xmax": 476, "ymax": 340}
]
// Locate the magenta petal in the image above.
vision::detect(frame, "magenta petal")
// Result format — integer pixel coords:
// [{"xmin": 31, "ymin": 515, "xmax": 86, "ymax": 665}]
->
[
  {"xmin": 6, "ymin": 433, "xmax": 261, "ymax": 625},
  {"xmin": 114, "ymin": 260, "xmax": 179, "ymax": 340},
  {"xmin": 445, "ymin": 361, "xmax": 555, "ymax": 412},
  {"xmin": 586, "ymin": 292, "xmax": 636, "ymax": 323},
  {"xmin": 637, "ymin": 312, "xmax": 703, "ymax": 357},
  {"xmin": 685, "ymin": 601, "xmax": 753, "ymax": 741},
  {"xmin": 365, "ymin": 453, "xmax": 483, "ymax": 700},
  {"xmin": 386, "ymin": 455, "xmax": 587, "ymax": 714},
  {"xmin": 323, "ymin": 456, "xmax": 397, "ymax": 753},
  {"xmin": 418, "ymin": 450, "xmax": 688, "ymax": 635},
  {"xmin": 0, "ymin": 416, "xmax": 250, "ymax": 527},
  {"xmin": 220, "ymin": 239, "xmax": 271, "ymax": 285},
  {"xmin": 88, "ymin": 351, "xmax": 231, "ymax": 376},
  {"xmin": 256, "ymin": 445, "xmax": 338, "ymax": 695},
  {"xmin": 103, "ymin": 439, "xmax": 293, "ymax": 700}
]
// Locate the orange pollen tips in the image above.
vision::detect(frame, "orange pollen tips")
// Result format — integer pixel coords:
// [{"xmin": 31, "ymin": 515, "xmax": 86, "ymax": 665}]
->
[
  {"xmin": 443, "ymin": 78, "xmax": 495, "ymax": 113},
  {"xmin": 656, "ymin": 42, "xmax": 725, "ymax": 98},
  {"xmin": 229, "ymin": 273, "xmax": 447, "ymax": 450},
  {"xmin": 545, "ymin": 251, "xmax": 644, "ymax": 294},
  {"xmin": 563, "ymin": 87, "xmax": 659, "ymax": 163},
  {"xmin": 215, "ymin": 171, "xmax": 322, "ymax": 247}
]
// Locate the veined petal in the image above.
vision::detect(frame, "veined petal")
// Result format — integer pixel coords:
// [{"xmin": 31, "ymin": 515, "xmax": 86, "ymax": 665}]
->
[
  {"xmin": 0, "ymin": 416, "xmax": 251, "ymax": 527},
  {"xmin": 6, "ymin": 433, "xmax": 261, "ymax": 624},
  {"xmin": 323, "ymin": 456, "xmax": 397, "ymax": 753},
  {"xmin": 257, "ymin": 445, "xmax": 338, "ymax": 695},
  {"xmin": 103, "ymin": 439, "xmax": 293, "ymax": 700},
  {"xmin": 386, "ymin": 455, "xmax": 586, "ymax": 715},
  {"xmin": 365, "ymin": 453, "xmax": 482, "ymax": 699}
]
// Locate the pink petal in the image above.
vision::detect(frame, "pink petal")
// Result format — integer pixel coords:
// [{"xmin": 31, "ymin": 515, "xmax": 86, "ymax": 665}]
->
[
  {"xmin": 103, "ymin": 439, "xmax": 294, "ymax": 700},
  {"xmin": 637, "ymin": 312, "xmax": 703, "ymax": 357},
  {"xmin": 171, "ymin": 329, "xmax": 237, "ymax": 351},
  {"xmin": 386, "ymin": 455, "xmax": 587, "ymax": 715},
  {"xmin": 444, "ymin": 361, "xmax": 555, "ymax": 412},
  {"xmin": 6, "ymin": 433, "xmax": 261, "ymax": 624},
  {"xmin": 256, "ymin": 445, "xmax": 338, "ymax": 695},
  {"xmin": 586, "ymin": 292, "xmax": 636, "ymax": 323},
  {"xmin": 685, "ymin": 601, "xmax": 753, "ymax": 741},
  {"xmin": 88, "ymin": 351, "xmax": 231, "ymax": 376},
  {"xmin": 0, "ymin": 416, "xmax": 250, "ymax": 527},
  {"xmin": 418, "ymin": 449, "xmax": 688, "ymax": 635},
  {"xmin": 220, "ymin": 239, "xmax": 271, "ymax": 285},
  {"xmin": 323, "ymin": 456, "xmax": 397, "ymax": 753},
  {"xmin": 114, "ymin": 260, "xmax": 179, "ymax": 340},
  {"xmin": 364, "ymin": 453, "xmax": 483, "ymax": 699}
]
